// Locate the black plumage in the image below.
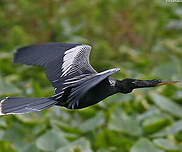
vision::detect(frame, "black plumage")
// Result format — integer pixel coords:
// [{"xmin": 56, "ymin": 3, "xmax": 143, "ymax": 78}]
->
[{"xmin": 0, "ymin": 42, "xmax": 178, "ymax": 115}]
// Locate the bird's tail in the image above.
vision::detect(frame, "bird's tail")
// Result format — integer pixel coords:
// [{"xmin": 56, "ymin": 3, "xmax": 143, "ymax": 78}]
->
[{"xmin": 0, "ymin": 97, "xmax": 57, "ymax": 115}]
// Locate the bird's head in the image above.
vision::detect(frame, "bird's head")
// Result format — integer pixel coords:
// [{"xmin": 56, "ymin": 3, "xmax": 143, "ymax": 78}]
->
[{"xmin": 117, "ymin": 78, "xmax": 179, "ymax": 94}]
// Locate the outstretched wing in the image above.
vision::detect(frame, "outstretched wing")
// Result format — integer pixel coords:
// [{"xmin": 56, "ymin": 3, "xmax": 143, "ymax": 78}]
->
[
  {"xmin": 14, "ymin": 42, "xmax": 97, "ymax": 93},
  {"xmin": 60, "ymin": 68, "xmax": 120, "ymax": 109}
]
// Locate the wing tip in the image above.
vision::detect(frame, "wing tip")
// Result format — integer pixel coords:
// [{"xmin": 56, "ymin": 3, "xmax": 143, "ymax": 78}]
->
[
  {"xmin": 0, "ymin": 97, "xmax": 8, "ymax": 116},
  {"xmin": 109, "ymin": 68, "xmax": 120, "ymax": 73},
  {"xmin": 13, "ymin": 49, "xmax": 20, "ymax": 64},
  {"xmin": 82, "ymin": 44, "xmax": 92, "ymax": 50},
  {"xmin": 114, "ymin": 68, "xmax": 120, "ymax": 72},
  {"xmin": 13, "ymin": 46, "xmax": 26, "ymax": 64}
]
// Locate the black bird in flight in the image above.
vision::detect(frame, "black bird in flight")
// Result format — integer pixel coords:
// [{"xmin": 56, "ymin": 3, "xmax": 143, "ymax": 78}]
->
[{"xmin": 0, "ymin": 42, "xmax": 178, "ymax": 115}]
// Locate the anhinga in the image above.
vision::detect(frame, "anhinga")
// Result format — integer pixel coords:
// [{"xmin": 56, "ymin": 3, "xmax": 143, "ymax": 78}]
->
[{"xmin": 0, "ymin": 42, "xmax": 178, "ymax": 115}]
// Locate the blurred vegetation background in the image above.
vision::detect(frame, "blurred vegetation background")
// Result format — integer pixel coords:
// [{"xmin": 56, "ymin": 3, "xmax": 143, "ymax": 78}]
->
[{"xmin": 0, "ymin": 0, "xmax": 182, "ymax": 152}]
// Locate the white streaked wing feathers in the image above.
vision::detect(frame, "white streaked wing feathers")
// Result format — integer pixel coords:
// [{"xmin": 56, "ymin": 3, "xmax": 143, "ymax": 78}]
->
[{"xmin": 61, "ymin": 45, "xmax": 96, "ymax": 77}]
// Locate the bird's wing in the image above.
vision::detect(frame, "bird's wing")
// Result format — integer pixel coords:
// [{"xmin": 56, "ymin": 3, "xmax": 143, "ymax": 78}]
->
[
  {"xmin": 59, "ymin": 68, "xmax": 120, "ymax": 109},
  {"xmin": 14, "ymin": 42, "xmax": 97, "ymax": 93}
]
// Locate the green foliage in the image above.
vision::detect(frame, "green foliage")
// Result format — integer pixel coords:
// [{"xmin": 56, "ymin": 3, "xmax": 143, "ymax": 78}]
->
[{"xmin": 0, "ymin": 0, "xmax": 182, "ymax": 152}]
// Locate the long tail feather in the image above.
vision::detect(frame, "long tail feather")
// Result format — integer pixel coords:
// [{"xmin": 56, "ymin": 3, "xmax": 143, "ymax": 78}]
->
[{"xmin": 0, "ymin": 97, "xmax": 57, "ymax": 115}]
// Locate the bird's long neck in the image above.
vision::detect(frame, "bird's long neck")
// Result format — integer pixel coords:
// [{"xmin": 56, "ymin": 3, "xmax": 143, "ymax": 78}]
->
[{"xmin": 116, "ymin": 78, "xmax": 164, "ymax": 94}]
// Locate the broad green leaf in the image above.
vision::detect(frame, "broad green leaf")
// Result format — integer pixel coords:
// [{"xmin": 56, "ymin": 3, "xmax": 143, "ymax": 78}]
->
[
  {"xmin": 50, "ymin": 119, "xmax": 81, "ymax": 135},
  {"xmin": 20, "ymin": 144, "xmax": 40, "ymax": 152},
  {"xmin": 79, "ymin": 112, "xmax": 105, "ymax": 132},
  {"xmin": 33, "ymin": 125, "xmax": 47, "ymax": 136},
  {"xmin": 94, "ymin": 129, "xmax": 133, "ymax": 151},
  {"xmin": 153, "ymin": 138, "xmax": 180, "ymax": 151},
  {"xmin": 152, "ymin": 62, "xmax": 179, "ymax": 80},
  {"xmin": 130, "ymin": 138, "xmax": 163, "ymax": 152},
  {"xmin": 36, "ymin": 130, "xmax": 68, "ymax": 151},
  {"xmin": 56, "ymin": 138, "xmax": 92, "ymax": 152},
  {"xmin": 142, "ymin": 114, "xmax": 171, "ymax": 134},
  {"xmin": 0, "ymin": 76, "xmax": 21, "ymax": 95},
  {"xmin": 108, "ymin": 107, "xmax": 142, "ymax": 136},
  {"xmin": 50, "ymin": 120, "xmax": 79, "ymax": 141},
  {"xmin": 3, "ymin": 123, "xmax": 28, "ymax": 152},
  {"xmin": 149, "ymin": 92, "xmax": 182, "ymax": 118},
  {"xmin": 152, "ymin": 120, "xmax": 182, "ymax": 137}
]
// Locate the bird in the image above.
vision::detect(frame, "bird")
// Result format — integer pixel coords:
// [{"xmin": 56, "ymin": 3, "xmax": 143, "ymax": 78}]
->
[{"xmin": 0, "ymin": 42, "xmax": 179, "ymax": 115}]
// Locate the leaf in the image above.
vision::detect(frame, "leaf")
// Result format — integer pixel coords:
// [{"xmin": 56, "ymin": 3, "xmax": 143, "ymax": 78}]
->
[
  {"xmin": 79, "ymin": 112, "xmax": 105, "ymax": 132},
  {"xmin": 152, "ymin": 120, "xmax": 182, "ymax": 137},
  {"xmin": 36, "ymin": 130, "xmax": 68, "ymax": 151},
  {"xmin": 94, "ymin": 129, "xmax": 133, "ymax": 151},
  {"xmin": 21, "ymin": 144, "xmax": 40, "ymax": 152},
  {"xmin": 142, "ymin": 114, "xmax": 171, "ymax": 134},
  {"xmin": 0, "ymin": 76, "xmax": 21, "ymax": 95},
  {"xmin": 149, "ymin": 92, "xmax": 182, "ymax": 118},
  {"xmin": 50, "ymin": 119, "xmax": 81, "ymax": 135},
  {"xmin": 56, "ymin": 138, "xmax": 92, "ymax": 152},
  {"xmin": 3, "ymin": 123, "xmax": 28, "ymax": 152},
  {"xmin": 108, "ymin": 107, "xmax": 142, "ymax": 136},
  {"xmin": 153, "ymin": 138, "xmax": 180, "ymax": 151},
  {"xmin": 152, "ymin": 62, "xmax": 179, "ymax": 80},
  {"xmin": 130, "ymin": 138, "xmax": 163, "ymax": 152}
]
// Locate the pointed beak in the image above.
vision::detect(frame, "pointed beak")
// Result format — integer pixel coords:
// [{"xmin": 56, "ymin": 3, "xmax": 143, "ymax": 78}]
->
[{"xmin": 157, "ymin": 80, "xmax": 180, "ymax": 86}]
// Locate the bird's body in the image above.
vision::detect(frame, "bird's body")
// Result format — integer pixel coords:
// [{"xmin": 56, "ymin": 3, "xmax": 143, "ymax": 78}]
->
[
  {"xmin": 56, "ymin": 77, "xmax": 118, "ymax": 109},
  {"xmin": 0, "ymin": 42, "xmax": 178, "ymax": 115}
]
